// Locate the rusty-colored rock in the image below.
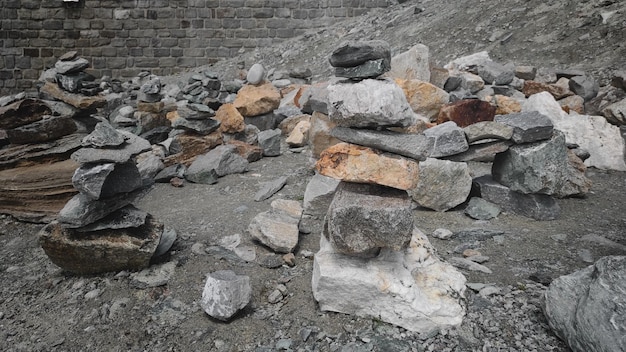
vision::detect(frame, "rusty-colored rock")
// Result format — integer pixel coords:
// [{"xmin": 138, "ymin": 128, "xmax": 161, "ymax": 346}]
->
[
  {"xmin": 437, "ymin": 99, "xmax": 496, "ymax": 127},
  {"xmin": 227, "ymin": 140, "xmax": 263, "ymax": 162},
  {"xmin": 214, "ymin": 103, "xmax": 246, "ymax": 134},
  {"xmin": 278, "ymin": 114, "xmax": 311, "ymax": 135},
  {"xmin": 315, "ymin": 142, "xmax": 419, "ymax": 190},
  {"xmin": 40, "ymin": 81, "xmax": 106, "ymax": 110},
  {"xmin": 484, "ymin": 95, "xmax": 522, "ymax": 115},
  {"xmin": 233, "ymin": 82, "xmax": 281, "ymax": 117},
  {"xmin": 395, "ymin": 78, "xmax": 449, "ymax": 121},
  {"xmin": 164, "ymin": 131, "xmax": 223, "ymax": 166},
  {"xmin": 0, "ymin": 99, "xmax": 51, "ymax": 130},
  {"xmin": 39, "ymin": 215, "xmax": 162, "ymax": 275},
  {"xmin": 558, "ymin": 95, "xmax": 585, "ymax": 114},
  {"xmin": 522, "ymin": 80, "xmax": 574, "ymax": 100},
  {"xmin": 136, "ymin": 101, "xmax": 164, "ymax": 113}
]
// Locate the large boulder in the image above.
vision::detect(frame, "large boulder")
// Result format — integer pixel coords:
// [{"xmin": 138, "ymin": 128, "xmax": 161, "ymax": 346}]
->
[{"xmin": 543, "ymin": 256, "xmax": 626, "ymax": 352}]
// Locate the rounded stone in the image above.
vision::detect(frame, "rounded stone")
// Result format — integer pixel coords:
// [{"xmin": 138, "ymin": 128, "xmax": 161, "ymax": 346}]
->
[{"xmin": 246, "ymin": 63, "xmax": 265, "ymax": 85}]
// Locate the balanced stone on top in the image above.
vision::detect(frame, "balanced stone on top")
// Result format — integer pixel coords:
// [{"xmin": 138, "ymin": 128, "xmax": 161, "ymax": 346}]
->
[
  {"xmin": 82, "ymin": 121, "xmax": 127, "ymax": 148},
  {"xmin": 330, "ymin": 126, "xmax": 433, "ymax": 161},
  {"xmin": 329, "ymin": 40, "xmax": 391, "ymax": 79},
  {"xmin": 55, "ymin": 57, "xmax": 90, "ymax": 75},
  {"xmin": 494, "ymin": 111, "xmax": 553, "ymax": 144}
]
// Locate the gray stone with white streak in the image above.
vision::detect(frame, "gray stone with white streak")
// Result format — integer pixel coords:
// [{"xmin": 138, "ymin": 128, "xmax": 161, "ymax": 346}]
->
[
  {"xmin": 327, "ymin": 78, "xmax": 416, "ymax": 128},
  {"xmin": 543, "ymin": 255, "xmax": 626, "ymax": 352},
  {"xmin": 201, "ymin": 270, "xmax": 251, "ymax": 321},
  {"xmin": 423, "ymin": 121, "xmax": 469, "ymax": 158},
  {"xmin": 408, "ymin": 158, "xmax": 472, "ymax": 212}
]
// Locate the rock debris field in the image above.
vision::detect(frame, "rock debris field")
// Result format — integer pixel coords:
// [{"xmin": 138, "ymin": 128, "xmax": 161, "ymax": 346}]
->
[{"xmin": 1, "ymin": 1, "xmax": 626, "ymax": 351}]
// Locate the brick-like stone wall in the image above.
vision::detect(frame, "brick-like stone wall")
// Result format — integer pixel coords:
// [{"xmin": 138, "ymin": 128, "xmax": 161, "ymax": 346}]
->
[{"xmin": 0, "ymin": 0, "xmax": 393, "ymax": 95}]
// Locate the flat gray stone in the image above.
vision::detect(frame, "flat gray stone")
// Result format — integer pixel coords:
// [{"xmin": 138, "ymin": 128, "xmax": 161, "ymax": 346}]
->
[
  {"xmin": 72, "ymin": 161, "xmax": 143, "ymax": 200},
  {"xmin": 71, "ymin": 130, "xmax": 152, "ymax": 164},
  {"xmin": 423, "ymin": 121, "xmax": 469, "ymax": 158},
  {"xmin": 201, "ymin": 270, "xmax": 251, "ymax": 321},
  {"xmin": 257, "ymin": 128, "xmax": 282, "ymax": 157},
  {"xmin": 154, "ymin": 164, "xmax": 186, "ymax": 183},
  {"xmin": 254, "ymin": 176, "xmax": 288, "ymax": 202},
  {"xmin": 81, "ymin": 121, "xmax": 126, "ymax": 148},
  {"xmin": 334, "ymin": 58, "xmax": 390, "ymax": 79},
  {"xmin": 325, "ymin": 182, "xmax": 413, "ymax": 255},
  {"xmin": 55, "ymin": 57, "xmax": 89, "ymax": 74},
  {"xmin": 445, "ymin": 140, "xmax": 512, "ymax": 162},
  {"xmin": 329, "ymin": 40, "xmax": 391, "ymax": 68},
  {"xmin": 131, "ymin": 261, "xmax": 177, "ymax": 289},
  {"xmin": 448, "ymin": 257, "xmax": 493, "ymax": 274},
  {"xmin": 172, "ymin": 117, "xmax": 220, "ymax": 135},
  {"xmin": 494, "ymin": 111, "xmax": 554, "ymax": 144},
  {"xmin": 185, "ymin": 145, "xmax": 249, "ymax": 183},
  {"xmin": 75, "ymin": 205, "xmax": 148, "ymax": 232},
  {"xmin": 463, "ymin": 121, "xmax": 514, "ymax": 143},
  {"xmin": 408, "ymin": 158, "xmax": 472, "ymax": 212},
  {"xmin": 464, "ymin": 197, "xmax": 501, "ymax": 220},
  {"xmin": 543, "ymin": 256, "xmax": 626, "ymax": 352},
  {"xmin": 331, "ymin": 127, "xmax": 434, "ymax": 161}
]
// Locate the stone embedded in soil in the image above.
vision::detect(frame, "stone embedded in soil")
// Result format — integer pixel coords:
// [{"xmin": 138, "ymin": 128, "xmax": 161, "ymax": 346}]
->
[
  {"xmin": 494, "ymin": 111, "xmax": 554, "ymax": 144},
  {"xmin": 39, "ymin": 214, "xmax": 162, "ymax": 275},
  {"xmin": 324, "ymin": 182, "xmax": 413, "ymax": 255},
  {"xmin": 408, "ymin": 158, "xmax": 472, "ymax": 212},
  {"xmin": 315, "ymin": 142, "xmax": 420, "ymax": 191},
  {"xmin": 543, "ymin": 255, "xmax": 626, "ymax": 352},
  {"xmin": 327, "ymin": 78, "xmax": 416, "ymax": 128},
  {"xmin": 448, "ymin": 257, "xmax": 493, "ymax": 274},
  {"xmin": 201, "ymin": 270, "xmax": 252, "ymax": 321},
  {"xmin": 464, "ymin": 197, "xmax": 501, "ymax": 220},
  {"xmin": 248, "ymin": 199, "xmax": 302, "ymax": 254},
  {"xmin": 312, "ymin": 228, "xmax": 466, "ymax": 334},
  {"xmin": 423, "ymin": 121, "xmax": 469, "ymax": 158},
  {"xmin": 331, "ymin": 126, "xmax": 433, "ymax": 161}
]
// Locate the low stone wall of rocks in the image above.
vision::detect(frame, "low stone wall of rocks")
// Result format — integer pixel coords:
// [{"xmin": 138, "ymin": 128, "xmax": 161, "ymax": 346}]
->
[{"xmin": 0, "ymin": 0, "xmax": 393, "ymax": 95}]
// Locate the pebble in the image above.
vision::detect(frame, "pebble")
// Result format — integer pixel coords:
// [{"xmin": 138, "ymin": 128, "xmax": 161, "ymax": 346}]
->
[
  {"xmin": 577, "ymin": 248, "xmax": 594, "ymax": 263},
  {"xmin": 431, "ymin": 228, "xmax": 453, "ymax": 240},
  {"xmin": 191, "ymin": 242, "xmax": 206, "ymax": 255},
  {"xmin": 84, "ymin": 289, "xmax": 101, "ymax": 300},
  {"xmin": 282, "ymin": 253, "xmax": 296, "ymax": 266},
  {"xmin": 268, "ymin": 289, "xmax": 283, "ymax": 304}
]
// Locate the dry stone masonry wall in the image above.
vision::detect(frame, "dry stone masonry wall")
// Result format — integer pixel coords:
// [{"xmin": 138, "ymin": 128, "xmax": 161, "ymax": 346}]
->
[{"xmin": 0, "ymin": 0, "xmax": 393, "ymax": 95}]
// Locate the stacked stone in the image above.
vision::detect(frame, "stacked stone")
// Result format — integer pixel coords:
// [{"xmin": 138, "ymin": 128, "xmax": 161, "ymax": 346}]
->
[
  {"xmin": 52, "ymin": 51, "xmax": 102, "ymax": 97},
  {"xmin": 39, "ymin": 120, "xmax": 175, "ymax": 275},
  {"xmin": 134, "ymin": 76, "xmax": 170, "ymax": 139},
  {"xmin": 311, "ymin": 41, "xmax": 467, "ymax": 334},
  {"xmin": 180, "ymin": 71, "xmax": 226, "ymax": 106}
]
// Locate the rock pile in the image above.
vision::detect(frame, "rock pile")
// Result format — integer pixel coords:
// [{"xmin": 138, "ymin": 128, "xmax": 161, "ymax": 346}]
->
[
  {"xmin": 38, "ymin": 120, "xmax": 175, "ymax": 274},
  {"xmin": 311, "ymin": 41, "xmax": 467, "ymax": 334}
]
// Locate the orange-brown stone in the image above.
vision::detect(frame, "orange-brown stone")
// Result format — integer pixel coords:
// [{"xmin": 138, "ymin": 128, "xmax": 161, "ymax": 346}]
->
[
  {"xmin": 395, "ymin": 78, "xmax": 449, "ymax": 121},
  {"xmin": 214, "ymin": 103, "xmax": 246, "ymax": 134},
  {"xmin": 522, "ymin": 80, "xmax": 574, "ymax": 100},
  {"xmin": 309, "ymin": 112, "xmax": 340, "ymax": 158},
  {"xmin": 436, "ymin": 99, "xmax": 496, "ymax": 127},
  {"xmin": 233, "ymin": 82, "xmax": 281, "ymax": 117},
  {"xmin": 315, "ymin": 142, "xmax": 419, "ymax": 190},
  {"xmin": 40, "ymin": 81, "xmax": 106, "ymax": 110},
  {"xmin": 227, "ymin": 140, "xmax": 263, "ymax": 162},
  {"xmin": 484, "ymin": 95, "xmax": 522, "ymax": 115},
  {"xmin": 163, "ymin": 131, "xmax": 223, "ymax": 166}
]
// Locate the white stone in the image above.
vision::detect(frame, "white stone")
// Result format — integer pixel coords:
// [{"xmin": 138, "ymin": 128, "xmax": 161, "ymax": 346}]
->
[
  {"xmin": 312, "ymin": 228, "xmax": 466, "ymax": 334},
  {"xmin": 387, "ymin": 44, "xmax": 430, "ymax": 81},
  {"xmin": 201, "ymin": 270, "xmax": 251, "ymax": 321},
  {"xmin": 303, "ymin": 173, "xmax": 340, "ymax": 218},
  {"xmin": 246, "ymin": 63, "xmax": 265, "ymax": 85},
  {"xmin": 522, "ymin": 92, "xmax": 626, "ymax": 171},
  {"xmin": 327, "ymin": 78, "xmax": 416, "ymax": 128},
  {"xmin": 248, "ymin": 199, "xmax": 302, "ymax": 253},
  {"xmin": 444, "ymin": 51, "xmax": 491, "ymax": 71}
]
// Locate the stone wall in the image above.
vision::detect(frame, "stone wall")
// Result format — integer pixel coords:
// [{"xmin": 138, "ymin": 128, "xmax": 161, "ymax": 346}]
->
[{"xmin": 0, "ymin": 0, "xmax": 394, "ymax": 95}]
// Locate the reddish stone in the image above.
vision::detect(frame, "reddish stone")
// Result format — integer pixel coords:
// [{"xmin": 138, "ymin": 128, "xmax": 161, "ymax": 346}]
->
[
  {"xmin": 0, "ymin": 99, "xmax": 51, "ymax": 130},
  {"xmin": 522, "ymin": 80, "xmax": 574, "ymax": 100},
  {"xmin": 214, "ymin": 103, "xmax": 246, "ymax": 134},
  {"xmin": 163, "ymin": 131, "xmax": 223, "ymax": 166},
  {"xmin": 436, "ymin": 99, "xmax": 496, "ymax": 127},
  {"xmin": 227, "ymin": 139, "xmax": 263, "ymax": 162}
]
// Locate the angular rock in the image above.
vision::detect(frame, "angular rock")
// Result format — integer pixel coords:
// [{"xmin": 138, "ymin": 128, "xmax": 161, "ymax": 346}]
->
[
  {"xmin": 0, "ymin": 98, "xmax": 51, "ymax": 130},
  {"xmin": 254, "ymin": 176, "xmax": 288, "ymax": 202},
  {"xmin": 54, "ymin": 57, "xmax": 89, "ymax": 74},
  {"xmin": 71, "ymin": 131, "xmax": 151, "ymax": 164},
  {"xmin": 436, "ymin": 99, "xmax": 496, "ymax": 127},
  {"xmin": 233, "ymin": 82, "xmax": 281, "ymax": 117},
  {"xmin": 522, "ymin": 80, "xmax": 574, "ymax": 100},
  {"xmin": 445, "ymin": 51, "xmax": 491, "ymax": 71},
  {"xmin": 164, "ymin": 131, "xmax": 223, "ymax": 166},
  {"xmin": 56, "ymin": 71, "xmax": 94, "ymax": 93},
  {"xmin": 40, "ymin": 81, "xmax": 106, "ymax": 110},
  {"xmin": 201, "ymin": 270, "xmax": 251, "ymax": 321},
  {"xmin": 257, "ymin": 128, "xmax": 281, "ymax": 157},
  {"xmin": 395, "ymin": 79, "xmax": 449, "ymax": 121},
  {"xmin": 227, "ymin": 140, "xmax": 263, "ymax": 163},
  {"xmin": 464, "ymin": 197, "xmax": 500, "ymax": 220},
  {"xmin": 558, "ymin": 95, "xmax": 585, "ymax": 114},
  {"xmin": 72, "ymin": 162, "xmax": 143, "ymax": 200},
  {"xmin": 57, "ymin": 186, "xmax": 151, "ymax": 228},
  {"xmin": 6, "ymin": 115, "xmax": 77, "ymax": 144},
  {"xmin": 602, "ymin": 98, "xmax": 626, "ymax": 126},
  {"xmin": 325, "ymin": 182, "xmax": 413, "ymax": 255},
  {"xmin": 423, "ymin": 121, "xmax": 469, "ymax": 158},
  {"xmin": 0, "ymin": 159, "xmax": 78, "ymax": 223},
  {"xmin": 131, "ymin": 261, "xmax": 177, "ymax": 288},
  {"xmin": 473, "ymin": 175, "xmax": 561, "ymax": 220},
  {"xmin": 303, "ymin": 173, "xmax": 341, "ymax": 219},
  {"xmin": 312, "ymin": 228, "xmax": 466, "ymax": 334},
  {"xmin": 248, "ymin": 199, "xmax": 302, "ymax": 253},
  {"xmin": 543, "ymin": 256, "xmax": 626, "ymax": 352},
  {"xmin": 407, "ymin": 158, "xmax": 472, "ymax": 212},
  {"xmin": 335, "ymin": 59, "xmax": 390, "ymax": 79},
  {"xmin": 247, "ymin": 63, "xmax": 265, "ymax": 85},
  {"xmin": 330, "ymin": 126, "xmax": 433, "ymax": 161},
  {"xmin": 285, "ymin": 120, "xmax": 310, "ymax": 147},
  {"xmin": 458, "ymin": 72, "xmax": 485, "ymax": 93},
  {"xmin": 515, "ymin": 65, "xmax": 537, "ymax": 80},
  {"xmin": 309, "ymin": 111, "xmax": 340, "ymax": 158},
  {"xmin": 278, "ymin": 114, "xmax": 310, "ymax": 136},
  {"xmin": 316, "ymin": 142, "xmax": 420, "ymax": 190},
  {"xmin": 214, "ymin": 103, "xmax": 245, "ymax": 133},
  {"xmin": 172, "ymin": 117, "xmax": 220, "ymax": 135},
  {"xmin": 568, "ymin": 76, "xmax": 599, "ymax": 102},
  {"xmin": 0, "ymin": 132, "xmax": 84, "ymax": 170},
  {"xmin": 463, "ymin": 121, "xmax": 514, "ymax": 143},
  {"xmin": 185, "ymin": 145, "xmax": 248, "ymax": 183},
  {"xmin": 445, "ymin": 140, "xmax": 512, "ymax": 162},
  {"xmin": 327, "ymin": 78, "xmax": 416, "ymax": 128},
  {"xmin": 329, "ymin": 40, "xmax": 391, "ymax": 68},
  {"xmin": 39, "ymin": 215, "xmax": 162, "ymax": 274},
  {"xmin": 492, "ymin": 131, "xmax": 591, "ymax": 197},
  {"xmin": 523, "ymin": 91, "xmax": 626, "ymax": 171},
  {"xmin": 243, "ymin": 112, "xmax": 281, "ymax": 131},
  {"xmin": 296, "ymin": 83, "xmax": 329, "ymax": 115},
  {"xmin": 136, "ymin": 152, "xmax": 165, "ymax": 181},
  {"xmin": 484, "ymin": 94, "xmax": 522, "ymax": 115},
  {"xmin": 154, "ymin": 164, "xmax": 186, "ymax": 183},
  {"xmin": 387, "ymin": 44, "xmax": 430, "ymax": 81},
  {"xmin": 75, "ymin": 205, "xmax": 148, "ymax": 232},
  {"xmin": 494, "ymin": 111, "xmax": 554, "ymax": 144},
  {"xmin": 81, "ymin": 121, "xmax": 126, "ymax": 148},
  {"xmin": 476, "ymin": 61, "xmax": 514, "ymax": 85}
]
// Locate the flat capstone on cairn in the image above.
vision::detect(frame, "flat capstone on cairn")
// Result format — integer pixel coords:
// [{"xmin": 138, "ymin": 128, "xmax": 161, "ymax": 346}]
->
[{"xmin": 311, "ymin": 40, "xmax": 467, "ymax": 335}]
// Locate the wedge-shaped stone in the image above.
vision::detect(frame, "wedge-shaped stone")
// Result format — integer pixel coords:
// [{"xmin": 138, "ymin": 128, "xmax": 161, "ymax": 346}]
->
[
  {"xmin": 325, "ymin": 182, "xmax": 413, "ymax": 255},
  {"xmin": 248, "ymin": 199, "xmax": 302, "ymax": 253},
  {"xmin": 492, "ymin": 131, "xmax": 591, "ymax": 198},
  {"xmin": 463, "ymin": 121, "xmax": 513, "ymax": 143},
  {"xmin": 312, "ymin": 228, "xmax": 466, "ymax": 334},
  {"xmin": 214, "ymin": 103, "xmax": 246, "ymax": 133},
  {"xmin": 39, "ymin": 215, "xmax": 162, "ymax": 274},
  {"xmin": 327, "ymin": 78, "xmax": 416, "ymax": 128},
  {"xmin": 72, "ymin": 161, "xmax": 143, "ymax": 201},
  {"xmin": 315, "ymin": 142, "xmax": 419, "ymax": 191},
  {"xmin": 424, "ymin": 121, "xmax": 469, "ymax": 158},
  {"xmin": 407, "ymin": 158, "xmax": 472, "ymax": 212},
  {"xmin": 395, "ymin": 78, "xmax": 449, "ymax": 121},
  {"xmin": 0, "ymin": 98, "xmax": 51, "ymax": 129},
  {"xmin": 330, "ymin": 127, "xmax": 433, "ymax": 161}
]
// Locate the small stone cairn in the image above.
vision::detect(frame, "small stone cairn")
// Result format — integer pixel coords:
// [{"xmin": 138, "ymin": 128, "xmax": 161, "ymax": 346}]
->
[
  {"xmin": 311, "ymin": 41, "xmax": 467, "ymax": 334},
  {"xmin": 39, "ymin": 120, "xmax": 175, "ymax": 275}
]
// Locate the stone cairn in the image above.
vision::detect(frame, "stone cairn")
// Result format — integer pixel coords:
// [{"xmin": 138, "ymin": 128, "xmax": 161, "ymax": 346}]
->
[
  {"xmin": 39, "ymin": 120, "xmax": 176, "ymax": 275},
  {"xmin": 311, "ymin": 41, "xmax": 467, "ymax": 334}
]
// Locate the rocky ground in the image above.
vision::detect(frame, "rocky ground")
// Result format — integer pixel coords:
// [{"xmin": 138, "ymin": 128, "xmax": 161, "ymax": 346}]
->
[{"xmin": 1, "ymin": 0, "xmax": 626, "ymax": 351}]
